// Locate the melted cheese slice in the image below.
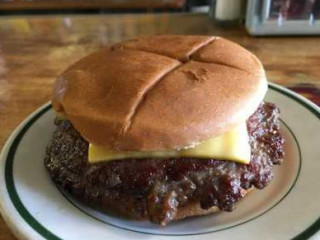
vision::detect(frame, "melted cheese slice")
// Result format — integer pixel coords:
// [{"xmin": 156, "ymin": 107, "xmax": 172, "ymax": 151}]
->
[{"xmin": 88, "ymin": 123, "xmax": 251, "ymax": 164}]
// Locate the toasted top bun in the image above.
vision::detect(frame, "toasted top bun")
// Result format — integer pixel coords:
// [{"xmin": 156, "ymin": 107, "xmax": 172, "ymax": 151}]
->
[{"xmin": 52, "ymin": 35, "xmax": 267, "ymax": 151}]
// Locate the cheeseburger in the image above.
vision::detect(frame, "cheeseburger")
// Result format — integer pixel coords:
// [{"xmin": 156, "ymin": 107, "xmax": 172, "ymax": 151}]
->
[{"xmin": 45, "ymin": 35, "xmax": 284, "ymax": 226}]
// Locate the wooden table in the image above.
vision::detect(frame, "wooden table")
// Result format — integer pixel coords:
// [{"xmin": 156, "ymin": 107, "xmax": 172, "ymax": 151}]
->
[{"xmin": 0, "ymin": 13, "xmax": 319, "ymax": 239}]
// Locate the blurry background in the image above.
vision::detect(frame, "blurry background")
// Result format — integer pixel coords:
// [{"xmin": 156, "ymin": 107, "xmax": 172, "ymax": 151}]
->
[
  {"xmin": 0, "ymin": 0, "xmax": 319, "ymax": 35},
  {"xmin": 0, "ymin": 0, "xmax": 190, "ymax": 13}
]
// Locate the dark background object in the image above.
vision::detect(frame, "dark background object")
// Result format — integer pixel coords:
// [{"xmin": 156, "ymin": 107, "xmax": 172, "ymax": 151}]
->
[
  {"xmin": 0, "ymin": 0, "xmax": 189, "ymax": 14},
  {"xmin": 313, "ymin": 0, "xmax": 320, "ymax": 18}
]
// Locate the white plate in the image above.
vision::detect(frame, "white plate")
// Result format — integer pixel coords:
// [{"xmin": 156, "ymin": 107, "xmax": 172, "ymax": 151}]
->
[{"xmin": 0, "ymin": 83, "xmax": 320, "ymax": 240}]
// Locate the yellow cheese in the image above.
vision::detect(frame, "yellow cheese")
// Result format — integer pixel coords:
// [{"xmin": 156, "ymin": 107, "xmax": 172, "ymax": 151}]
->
[{"xmin": 88, "ymin": 123, "xmax": 251, "ymax": 164}]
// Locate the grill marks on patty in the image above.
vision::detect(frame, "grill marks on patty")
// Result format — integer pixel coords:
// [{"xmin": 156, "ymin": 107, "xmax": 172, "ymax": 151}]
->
[{"xmin": 44, "ymin": 102, "xmax": 284, "ymax": 225}]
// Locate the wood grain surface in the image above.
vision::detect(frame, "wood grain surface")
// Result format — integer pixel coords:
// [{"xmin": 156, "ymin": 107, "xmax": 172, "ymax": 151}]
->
[{"xmin": 0, "ymin": 13, "xmax": 319, "ymax": 240}]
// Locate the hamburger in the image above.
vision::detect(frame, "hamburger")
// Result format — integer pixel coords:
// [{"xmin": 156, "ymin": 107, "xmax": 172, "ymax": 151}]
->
[{"xmin": 45, "ymin": 35, "xmax": 284, "ymax": 226}]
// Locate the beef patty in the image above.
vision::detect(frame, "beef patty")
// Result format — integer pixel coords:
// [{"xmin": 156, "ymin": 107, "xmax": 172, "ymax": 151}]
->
[{"xmin": 44, "ymin": 102, "xmax": 284, "ymax": 225}]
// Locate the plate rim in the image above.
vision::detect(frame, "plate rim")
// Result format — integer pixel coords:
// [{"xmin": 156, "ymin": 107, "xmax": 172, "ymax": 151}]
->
[{"xmin": 0, "ymin": 83, "xmax": 319, "ymax": 240}]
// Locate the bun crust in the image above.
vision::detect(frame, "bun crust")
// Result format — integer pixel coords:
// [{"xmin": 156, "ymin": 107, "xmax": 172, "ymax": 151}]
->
[{"xmin": 52, "ymin": 36, "xmax": 267, "ymax": 151}]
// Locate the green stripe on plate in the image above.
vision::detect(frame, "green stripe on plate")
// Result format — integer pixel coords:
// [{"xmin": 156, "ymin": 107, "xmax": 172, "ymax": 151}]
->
[
  {"xmin": 5, "ymin": 104, "xmax": 62, "ymax": 240},
  {"xmin": 269, "ymin": 84, "xmax": 320, "ymax": 240}
]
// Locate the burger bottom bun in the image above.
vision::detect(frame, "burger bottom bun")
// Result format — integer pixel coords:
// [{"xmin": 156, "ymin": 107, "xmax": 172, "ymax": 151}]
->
[
  {"xmin": 81, "ymin": 186, "xmax": 254, "ymax": 225},
  {"xmin": 173, "ymin": 186, "xmax": 254, "ymax": 223}
]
